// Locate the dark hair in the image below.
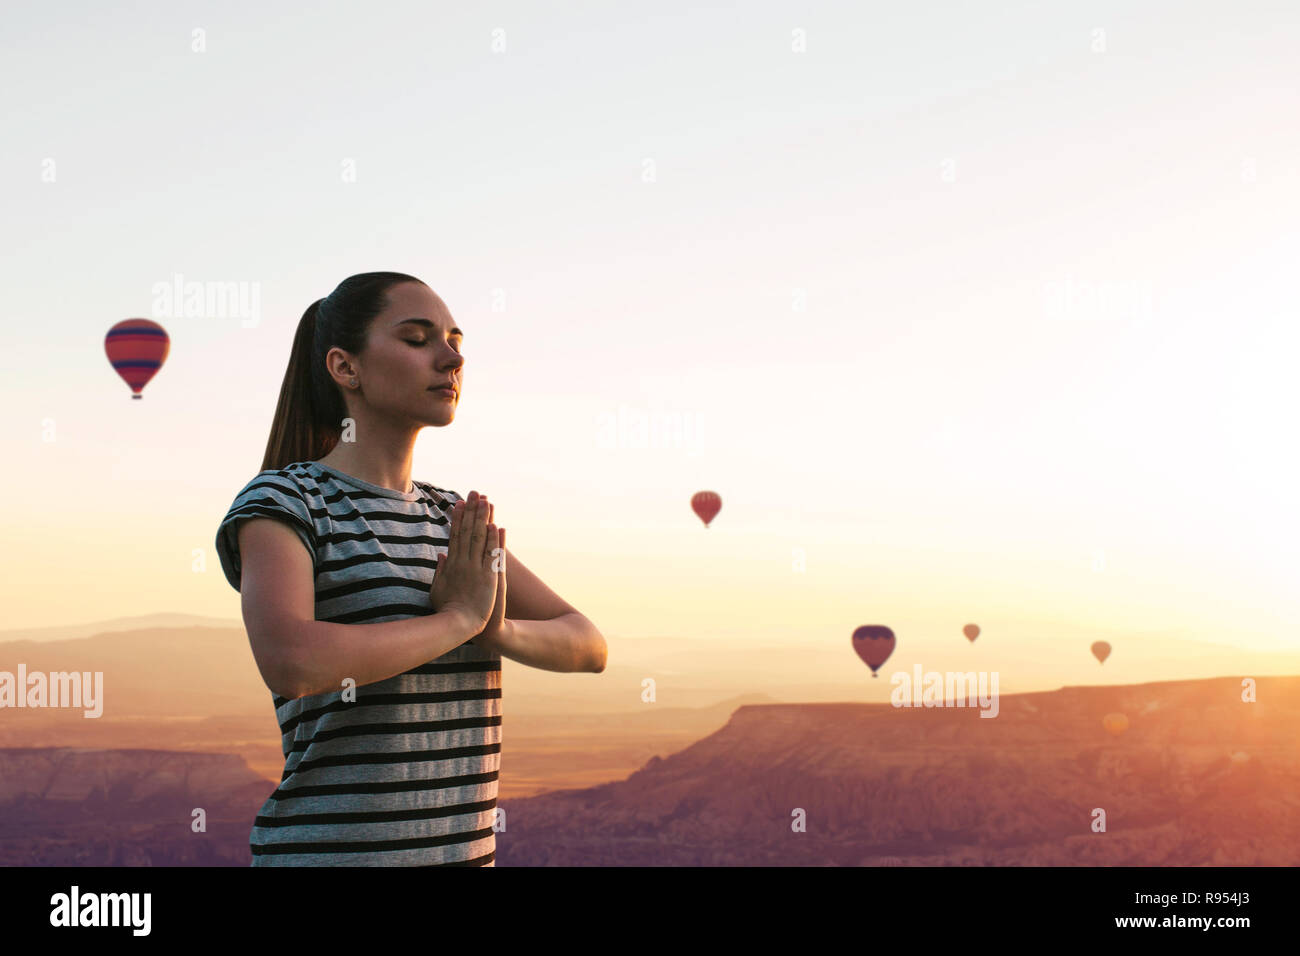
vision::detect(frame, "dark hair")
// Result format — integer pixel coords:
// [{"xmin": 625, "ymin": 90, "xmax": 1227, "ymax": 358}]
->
[{"xmin": 261, "ymin": 271, "xmax": 427, "ymax": 472}]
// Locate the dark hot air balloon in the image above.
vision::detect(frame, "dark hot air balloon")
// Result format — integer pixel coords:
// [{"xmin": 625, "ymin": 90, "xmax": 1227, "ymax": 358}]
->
[
  {"xmin": 852, "ymin": 625, "xmax": 896, "ymax": 678},
  {"xmin": 105, "ymin": 318, "xmax": 170, "ymax": 399},
  {"xmin": 1091, "ymin": 641, "xmax": 1112, "ymax": 664},
  {"xmin": 691, "ymin": 491, "xmax": 721, "ymax": 528},
  {"xmin": 963, "ymin": 623, "xmax": 980, "ymax": 642}
]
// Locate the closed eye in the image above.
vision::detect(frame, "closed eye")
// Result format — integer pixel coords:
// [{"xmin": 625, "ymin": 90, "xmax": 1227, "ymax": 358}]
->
[{"xmin": 404, "ymin": 338, "xmax": 461, "ymax": 355}]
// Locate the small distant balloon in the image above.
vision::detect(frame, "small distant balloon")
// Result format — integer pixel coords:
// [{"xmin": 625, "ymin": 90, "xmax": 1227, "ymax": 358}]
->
[
  {"xmin": 1102, "ymin": 712, "xmax": 1128, "ymax": 736},
  {"xmin": 1091, "ymin": 641, "xmax": 1112, "ymax": 664},
  {"xmin": 852, "ymin": 625, "xmax": 896, "ymax": 678},
  {"xmin": 105, "ymin": 318, "xmax": 170, "ymax": 399},
  {"xmin": 963, "ymin": 624, "xmax": 980, "ymax": 642},
  {"xmin": 691, "ymin": 491, "xmax": 721, "ymax": 528}
]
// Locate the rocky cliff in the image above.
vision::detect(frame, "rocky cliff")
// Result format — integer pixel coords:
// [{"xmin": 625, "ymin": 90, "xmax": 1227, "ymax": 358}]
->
[
  {"xmin": 492, "ymin": 677, "xmax": 1300, "ymax": 865},
  {"xmin": 0, "ymin": 748, "xmax": 272, "ymax": 866}
]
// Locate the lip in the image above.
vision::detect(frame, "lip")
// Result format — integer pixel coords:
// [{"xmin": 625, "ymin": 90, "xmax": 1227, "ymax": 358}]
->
[{"xmin": 428, "ymin": 387, "xmax": 457, "ymax": 399}]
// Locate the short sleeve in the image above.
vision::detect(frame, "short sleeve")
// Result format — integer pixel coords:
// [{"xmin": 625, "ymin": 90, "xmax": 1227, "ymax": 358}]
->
[{"xmin": 214, "ymin": 472, "xmax": 317, "ymax": 592}]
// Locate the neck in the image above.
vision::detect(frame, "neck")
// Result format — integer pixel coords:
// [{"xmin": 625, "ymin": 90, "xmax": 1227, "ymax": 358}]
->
[{"xmin": 316, "ymin": 440, "xmax": 418, "ymax": 495}]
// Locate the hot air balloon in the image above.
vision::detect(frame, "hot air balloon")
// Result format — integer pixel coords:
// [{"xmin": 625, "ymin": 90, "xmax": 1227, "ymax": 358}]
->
[
  {"xmin": 691, "ymin": 491, "xmax": 721, "ymax": 528},
  {"xmin": 105, "ymin": 318, "xmax": 170, "ymax": 399},
  {"xmin": 1091, "ymin": 641, "xmax": 1111, "ymax": 664},
  {"xmin": 1102, "ymin": 712, "xmax": 1128, "ymax": 736},
  {"xmin": 963, "ymin": 624, "xmax": 980, "ymax": 642},
  {"xmin": 852, "ymin": 625, "xmax": 896, "ymax": 678}
]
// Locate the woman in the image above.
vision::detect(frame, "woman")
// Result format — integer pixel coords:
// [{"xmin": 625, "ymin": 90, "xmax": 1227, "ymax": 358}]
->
[{"xmin": 214, "ymin": 272, "xmax": 607, "ymax": 866}]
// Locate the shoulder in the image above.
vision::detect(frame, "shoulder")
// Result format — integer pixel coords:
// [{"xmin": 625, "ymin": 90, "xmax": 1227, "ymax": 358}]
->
[
  {"xmin": 220, "ymin": 466, "xmax": 318, "ymax": 526},
  {"xmin": 233, "ymin": 464, "xmax": 308, "ymax": 495},
  {"xmin": 415, "ymin": 480, "xmax": 461, "ymax": 506},
  {"xmin": 215, "ymin": 466, "xmax": 318, "ymax": 591}
]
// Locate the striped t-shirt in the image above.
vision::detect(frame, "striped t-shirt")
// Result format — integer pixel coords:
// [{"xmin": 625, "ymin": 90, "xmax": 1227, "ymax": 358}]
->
[{"xmin": 214, "ymin": 459, "xmax": 501, "ymax": 866}]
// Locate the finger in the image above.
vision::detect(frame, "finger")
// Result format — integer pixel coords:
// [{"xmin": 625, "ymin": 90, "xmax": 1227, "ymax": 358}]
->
[
  {"xmin": 487, "ymin": 524, "xmax": 504, "ymax": 569},
  {"xmin": 494, "ymin": 531, "xmax": 507, "ymax": 610},
  {"xmin": 449, "ymin": 498, "xmax": 468, "ymax": 563},
  {"xmin": 480, "ymin": 498, "xmax": 495, "ymax": 563},
  {"xmin": 470, "ymin": 492, "xmax": 488, "ymax": 557},
  {"xmin": 455, "ymin": 493, "xmax": 479, "ymax": 562}
]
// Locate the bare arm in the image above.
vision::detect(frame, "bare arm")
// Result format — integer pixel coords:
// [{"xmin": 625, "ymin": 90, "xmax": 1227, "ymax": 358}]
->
[
  {"xmin": 237, "ymin": 517, "xmax": 478, "ymax": 700},
  {"xmin": 481, "ymin": 542, "xmax": 607, "ymax": 673},
  {"xmin": 491, "ymin": 614, "xmax": 607, "ymax": 673}
]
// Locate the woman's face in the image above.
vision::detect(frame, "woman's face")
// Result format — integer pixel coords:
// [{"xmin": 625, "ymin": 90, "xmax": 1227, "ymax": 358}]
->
[{"xmin": 337, "ymin": 281, "xmax": 464, "ymax": 426}]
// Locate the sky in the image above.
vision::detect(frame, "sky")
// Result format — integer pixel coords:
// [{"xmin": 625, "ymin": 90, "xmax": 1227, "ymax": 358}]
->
[{"xmin": 4, "ymin": 1, "xmax": 1298, "ymax": 692}]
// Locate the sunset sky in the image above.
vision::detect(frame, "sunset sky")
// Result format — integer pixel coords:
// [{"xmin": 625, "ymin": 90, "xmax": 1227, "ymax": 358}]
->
[{"xmin": 5, "ymin": 1, "xmax": 1297, "ymax": 694}]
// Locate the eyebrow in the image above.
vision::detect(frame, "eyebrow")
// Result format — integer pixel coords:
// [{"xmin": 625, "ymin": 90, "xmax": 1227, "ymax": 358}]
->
[{"xmin": 395, "ymin": 318, "xmax": 463, "ymax": 336}]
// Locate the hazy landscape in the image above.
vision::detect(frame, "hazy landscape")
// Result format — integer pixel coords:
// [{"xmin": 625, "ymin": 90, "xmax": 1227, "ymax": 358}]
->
[{"xmin": 1, "ymin": 616, "xmax": 1296, "ymax": 865}]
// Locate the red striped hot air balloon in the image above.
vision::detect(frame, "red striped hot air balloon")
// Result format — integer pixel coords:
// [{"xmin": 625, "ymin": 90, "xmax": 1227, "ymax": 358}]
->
[
  {"xmin": 691, "ymin": 491, "xmax": 721, "ymax": 528},
  {"xmin": 852, "ymin": 625, "xmax": 896, "ymax": 678},
  {"xmin": 105, "ymin": 318, "xmax": 170, "ymax": 399}
]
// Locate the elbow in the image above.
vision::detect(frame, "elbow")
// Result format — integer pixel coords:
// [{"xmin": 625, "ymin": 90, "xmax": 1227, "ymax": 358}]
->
[
  {"xmin": 589, "ymin": 631, "xmax": 608, "ymax": 673},
  {"xmin": 273, "ymin": 643, "xmax": 313, "ymax": 699},
  {"xmin": 250, "ymin": 648, "xmax": 300, "ymax": 700},
  {"xmin": 263, "ymin": 643, "xmax": 309, "ymax": 700},
  {"xmin": 246, "ymin": 616, "xmax": 312, "ymax": 700},
  {"xmin": 270, "ymin": 664, "xmax": 305, "ymax": 700},
  {"xmin": 277, "ymin": 649, "xmax": 322, "ymax": 699}
]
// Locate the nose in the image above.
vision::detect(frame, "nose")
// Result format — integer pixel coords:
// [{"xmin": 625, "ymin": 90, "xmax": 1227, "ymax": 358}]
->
[{"xmin": 440, "ymin": 353, "xmax": 463, "ymax": 390}]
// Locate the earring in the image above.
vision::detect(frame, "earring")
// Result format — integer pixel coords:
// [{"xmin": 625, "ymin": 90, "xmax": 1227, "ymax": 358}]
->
[{"xmin": 349, "ymin": 378, "xmax": 357, "ymax": 387}]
